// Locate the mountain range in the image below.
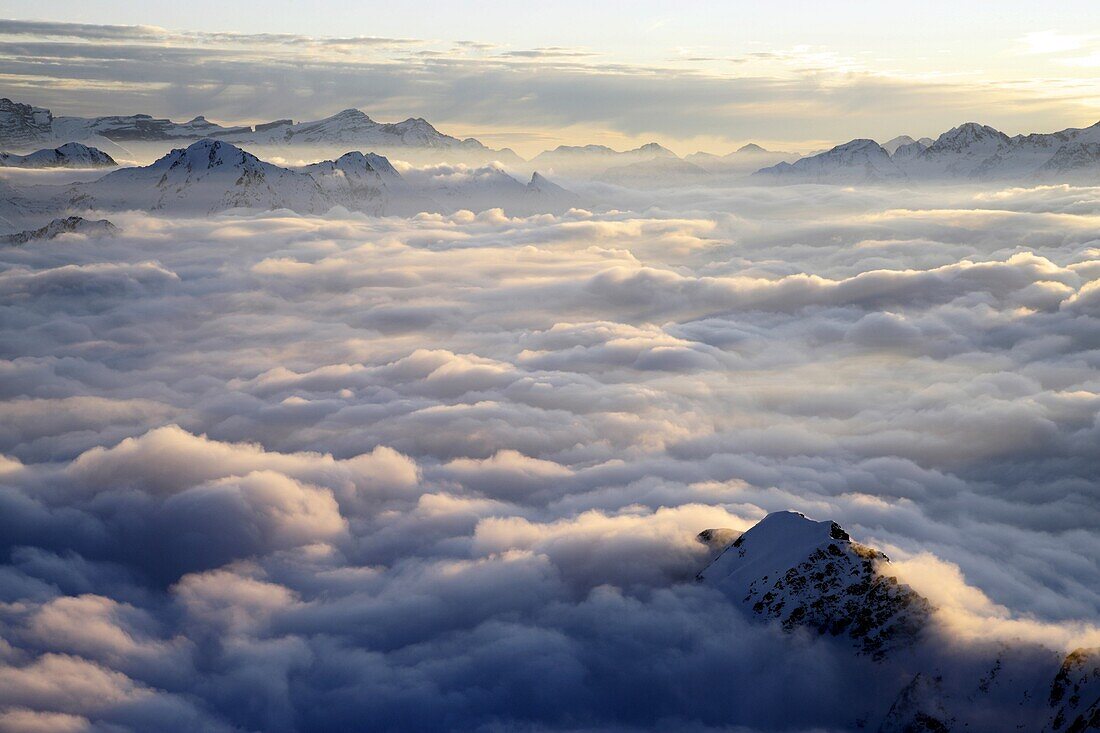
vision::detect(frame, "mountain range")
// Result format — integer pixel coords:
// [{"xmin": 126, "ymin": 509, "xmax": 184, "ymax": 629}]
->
[
  {"xmin": 698, "ymin": 511, "xmax": 1099, "ymax": 732},
  {"xmin": 0, "ymin": 97, "xmax": 521, "ymax": 163},
  {"xmin": 5, "ymin": 98, "xmax": 1100, "ymax": 186},
  {"xmin": 0, "ymin": 139, "xmax": 579, "ymax": 230},
  {"xmin": 756, "ymin": 121, "xmax": 1100, "ymax": 184}
]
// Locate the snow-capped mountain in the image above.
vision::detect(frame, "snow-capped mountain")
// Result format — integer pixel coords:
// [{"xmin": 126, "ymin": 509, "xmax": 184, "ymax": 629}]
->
[
  {"xmin": 754, "ymin": 139, "xmax": 906, "ymax": 183},
  {"xmin": 524, "ymin": 171, "xmax": 581, "ymax": 211},
  {"xmin": 0, "ymin": 142, "xmax": 116, "ymax": 168},
  {"xmin": 698, "ymin": 511, "xmax": 931, "ymax": 659},
  {"xmin": 754, "ymin": 121, "xmax": 1100, "ymax": 184},
  {"xmin": 0, "ymin": 216, "xmax": 118, "ymax": 245},
  {"xmin": 905, "ymin": 122, "xmax": 1013, "ymax": 178},
  {"xmin": 0, "ymin": 140, "xmax": 580, "ymax": 223},
  {"xmin": 61, "ymin": 139, "xmax": 327, "ymax": 214},
  {"xmin": 300, "ymin": 151, "xmax": 435, "ymax": 216},
  {"xmin": 697, "ymin": 511, "xmax": 1100, "ymax": 732},
  {"xmin": 0, "ymin": 98, "xmax": 518, "ymax": 160},
  {"xmin": 227, "ymin": 108, "xmax": 493, "ymax": 151}
]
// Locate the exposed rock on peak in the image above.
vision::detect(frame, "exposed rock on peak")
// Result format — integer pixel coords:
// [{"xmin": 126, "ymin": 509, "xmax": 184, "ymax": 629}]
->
[
  {"xmin": 1046, "ymin": 647, "xmax": 1100, "ymax": 733},
  {"xmin": 695, "ymin": 527, "xmax": 741, "ymax": 552},
  {"xmin": 698, "ymin": 511, "xmax": 932, "ymax": 659}
]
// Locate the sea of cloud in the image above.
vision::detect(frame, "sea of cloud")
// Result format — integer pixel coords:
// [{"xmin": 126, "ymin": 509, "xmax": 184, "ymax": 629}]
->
[{"xmin": 0, "ymin": 182, "xmax": 1098, "ymax": 731}]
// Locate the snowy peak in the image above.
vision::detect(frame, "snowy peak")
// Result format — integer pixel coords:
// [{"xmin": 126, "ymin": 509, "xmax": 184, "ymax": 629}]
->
[
  {"xmin": 158, "ymin": 138, "xmax": 259, "ymax": 172},
  {"xmin": 0, "ymin": 216, "xmax": 118, "ymax": 245},
  {"xmin": 0, "ymin": 142, "xmax": 116, "ymax": 168},
  {"xmin": 754, "ymin": 139, "xmax": 904, "ymax": 183},
  {"xmin": 631, "ymin": 142, "xmax": 677, "ymax": 157},
  {"xmin": 698, "ymin": 511, "xmax": 932, "ymax": 659},
  {"xmin": 929, "ymin": 122, "xmax": 1010, "ymax": 151},
  {"xmin": 73, "ymin": 139, "xmax": 326, "ymax": 215},
  {"xmin": 524, "ymin": 171, "xmax": 581, "ymax": 209},
  {"xmin": 526, "ymin": 171, "xmax": 562, "ymax": 193}
]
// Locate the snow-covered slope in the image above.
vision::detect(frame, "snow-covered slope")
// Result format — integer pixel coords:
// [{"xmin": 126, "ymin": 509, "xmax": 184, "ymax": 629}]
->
[
  {"xmin": 0, "ymin": 142, "xmax": 116, "ymax": 168},
  {"xmin": 904, "ymin": 122, "xmax": 1013, "ymax": 178},
  {"xmin": 754, "ymin": 139, "xmax": 906, "ymax": 184},
  {"xmin": 0, "ymin": 216, "xmax": 118, "ymax": 245},
  {"xmin": 698, "ymin": 511, "xmax": 931, "ymax": 658},
  {"xmin": 752, "ymin": 121, "xmax": 1100, "ymax": 184}
]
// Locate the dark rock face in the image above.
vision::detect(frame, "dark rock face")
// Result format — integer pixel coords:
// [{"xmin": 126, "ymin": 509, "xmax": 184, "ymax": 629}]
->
[
  {"xmin": 1047, "ymin": 648, "xmax": 1100, "ymax": 733},
  {"xmin": 878, "ymin": 674, "xmax": 952, "ymax": 733},
  {"xmin": 0, "ymin": 98, "xmax": 53, "ymax": 148},
  {"xmin": 741, "ymin": 540, "xmax": 932, "ymax": 659}
]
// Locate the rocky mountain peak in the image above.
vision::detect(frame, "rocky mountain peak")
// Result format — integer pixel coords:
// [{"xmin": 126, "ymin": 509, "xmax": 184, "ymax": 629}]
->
[{"xmin": 698, "ymin": 511, "xmax": 932, "ymax": 659}]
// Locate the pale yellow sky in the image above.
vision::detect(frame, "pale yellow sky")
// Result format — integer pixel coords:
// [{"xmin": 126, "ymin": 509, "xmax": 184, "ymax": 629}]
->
[{"xmin": 1, "ymin": 4, "xmax": 1098, "ymax": 155}]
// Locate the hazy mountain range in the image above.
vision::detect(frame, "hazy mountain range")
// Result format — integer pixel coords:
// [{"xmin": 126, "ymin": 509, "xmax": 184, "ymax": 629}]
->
[
  {"xmin": 5, "ymin": 97, "xmax": 1099, "ymax": 185},
  {"xmin": 755, "ymin": 121, "xmax": 1100, "ymax": 184},
  {"xmin": 0, "ymin": 139, "xmax": 579, "ymax": 230}
]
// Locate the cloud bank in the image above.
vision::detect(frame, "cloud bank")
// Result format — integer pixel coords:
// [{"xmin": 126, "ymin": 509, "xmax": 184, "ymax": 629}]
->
[{"xmin": 0, "ymin": 182, "xmax": 1098, "ymax": 730}]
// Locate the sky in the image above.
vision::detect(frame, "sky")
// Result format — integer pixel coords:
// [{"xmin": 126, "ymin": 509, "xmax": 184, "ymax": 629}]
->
[{"xmin": 2, "ymin": 1, "xmax": 1100, "ymax": 155}]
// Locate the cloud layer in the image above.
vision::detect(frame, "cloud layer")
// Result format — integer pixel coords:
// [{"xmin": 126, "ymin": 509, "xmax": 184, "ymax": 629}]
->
[{"xmin": 0, "ymin": 182, "xmax": 1098, "ymax": 730}]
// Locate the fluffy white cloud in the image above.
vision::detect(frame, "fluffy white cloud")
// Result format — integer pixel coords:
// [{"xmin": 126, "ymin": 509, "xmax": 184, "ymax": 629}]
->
[{"xmin": 0, "ymin": 182, "xmax": 1097, "ymax": 730}]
